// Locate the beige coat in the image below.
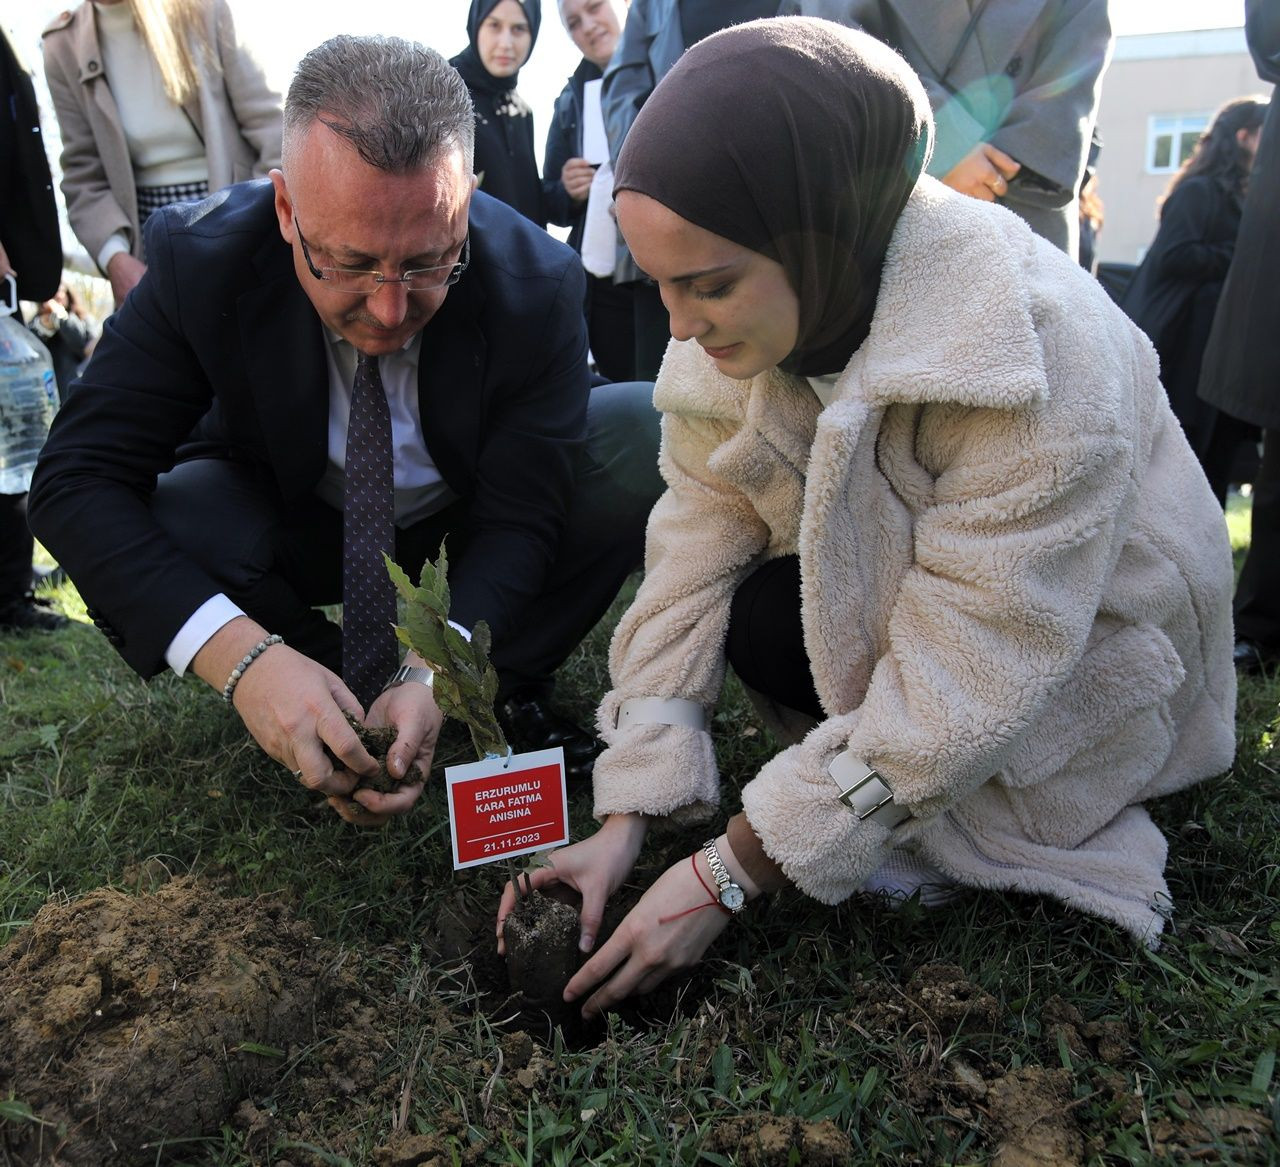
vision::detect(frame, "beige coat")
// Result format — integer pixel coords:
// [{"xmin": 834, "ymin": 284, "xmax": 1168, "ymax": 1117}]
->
[
  {"xmin": 42, "ymin": 0, "xmax": 282, "ymax": 267},
  {"xmin": 593, "ymin": 177, "xmax": 1236, "ymax": 944}
]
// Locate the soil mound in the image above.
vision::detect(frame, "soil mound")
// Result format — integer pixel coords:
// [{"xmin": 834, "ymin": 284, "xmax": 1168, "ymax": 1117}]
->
[{"xmin": 0, "ymin": 879, "xmax": 343, "ymax": 1165}]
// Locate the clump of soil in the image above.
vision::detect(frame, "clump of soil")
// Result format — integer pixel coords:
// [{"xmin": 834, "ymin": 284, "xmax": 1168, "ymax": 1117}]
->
[
  {"xmin": 0, "ymin": 879, "xmax": 344, "ymax": 1166},
  {"xmin": 503, "ymin": 889, "xmax": 581, "ymax": 1003},
  {"xmin": 344, "ymin": 711, "xmax": 422, "ymax": 794},
  {"xmin": 985, "ymin": 1066, "xmax": 1085, "ymax": 1167},
  {"xmin": 705, "ymin": 1115, "xmax": 853, "ymax": 1166},
  {"xmin": 906, "ymin": 962, "xmax": 1003, "ymax": 1033}
]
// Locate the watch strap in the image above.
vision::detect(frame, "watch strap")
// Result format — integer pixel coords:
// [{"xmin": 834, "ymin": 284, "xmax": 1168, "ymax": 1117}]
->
[{"xmin": 384, "ymin": 665, "xmax": 434, "ymax": 691}]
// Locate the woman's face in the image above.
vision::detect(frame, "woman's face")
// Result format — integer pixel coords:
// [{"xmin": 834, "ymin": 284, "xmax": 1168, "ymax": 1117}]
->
[
  {"xmin": 617, "ymin": 191, "xmax": 800, "ymax": 380},
  {"xmin": 559, "ymin": 0, "xmax": 625, "ymax": 69},
  {"xmin": 478, "ymin": 0, "xmax": 533, "ymax": 77}
]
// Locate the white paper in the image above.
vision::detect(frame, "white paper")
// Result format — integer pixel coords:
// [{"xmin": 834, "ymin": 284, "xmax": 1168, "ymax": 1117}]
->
[
  {"xmin": 582, "ymin": 78, "xmax": 609, "ymax": 165},
  {"xmin": 581, "ymin": 160, "xmax": 617, "ymax": 278}
]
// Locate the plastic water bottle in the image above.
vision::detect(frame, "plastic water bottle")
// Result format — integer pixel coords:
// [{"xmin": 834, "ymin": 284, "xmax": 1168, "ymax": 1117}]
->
[{"xmin": 0, "ymin": 273, "xmax": 58, "ymax": 495}]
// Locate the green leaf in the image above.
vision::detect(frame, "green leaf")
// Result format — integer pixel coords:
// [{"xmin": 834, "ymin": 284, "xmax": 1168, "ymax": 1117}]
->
[
  {"xmin": 386, "ymin": 545, "xmax": 507, "ymax": 759},
  {"xmin": 1251, "ymin": 1047, "xmax": 1276, "ymax": 1093}
]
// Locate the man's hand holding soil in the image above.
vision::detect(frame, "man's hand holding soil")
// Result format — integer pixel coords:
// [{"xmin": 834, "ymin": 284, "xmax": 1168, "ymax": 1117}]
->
[{"xmin": 191, "ymin": 615, "xmax": 436, "ymax": 824}]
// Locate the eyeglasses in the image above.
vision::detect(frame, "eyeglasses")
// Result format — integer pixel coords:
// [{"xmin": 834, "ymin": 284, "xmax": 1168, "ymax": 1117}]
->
[{"xmin": 295, "ymin": 218, "xmax": 470, "ymax": 293}]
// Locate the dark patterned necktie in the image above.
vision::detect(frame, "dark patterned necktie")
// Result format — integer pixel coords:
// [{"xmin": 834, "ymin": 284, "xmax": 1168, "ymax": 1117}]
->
[{"xmin": 342, "ymin": 351, "xmax": 398, "ymax": 709}]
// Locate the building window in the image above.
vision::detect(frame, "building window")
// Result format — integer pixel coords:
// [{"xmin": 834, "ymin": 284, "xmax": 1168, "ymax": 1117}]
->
[{"xmin": 1147, "ymin": 113, "xmax": 1209, "ymax": 173}]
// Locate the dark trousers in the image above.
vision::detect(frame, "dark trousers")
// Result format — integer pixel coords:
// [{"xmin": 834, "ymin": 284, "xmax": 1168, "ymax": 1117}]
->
[
  {"xmin": 1235, "ymin": 428, "xmax": 1280, "ymax": 650},
  {"xmin": 586, "ymin": 274, "xmax": 636, "ymax": 384},
  {"xmin": 631, "ymin": 280, "xmax": 671, "ymax": 383},
  {"xmin": 0, "ymin": 492, "xmax": 34, "ymax": 601},
  {"xmin": 150, "ymin": 381, "xmax": 664, "ymax": 697},
  {"xmin": 725, "ymin": 554, "xmax": 824, "ymax": 720}
]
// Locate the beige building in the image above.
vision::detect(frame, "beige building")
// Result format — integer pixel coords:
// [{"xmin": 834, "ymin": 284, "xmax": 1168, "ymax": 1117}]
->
[{"xmin": 1094, "ymin": 26, "xmax": 1264, "ymax": 266}]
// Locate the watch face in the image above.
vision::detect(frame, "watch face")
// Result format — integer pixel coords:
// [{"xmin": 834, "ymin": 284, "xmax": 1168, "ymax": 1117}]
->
[{"xmin": 720, "ymin": 883, "xmax": 746, "ymax": 912}]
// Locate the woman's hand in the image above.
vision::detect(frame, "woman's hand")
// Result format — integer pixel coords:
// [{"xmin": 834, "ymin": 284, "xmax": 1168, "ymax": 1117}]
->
[
  {"xmin": 563, "ymin": 848, "xmax": 736, "ymax": 1019},
  {"xmin": 560, "ymin": 157, "xmax": 597, "ymax": 203},
  {"xmin": 106, "ymin": 252, "xmax": 146, "ymax": 307},
  {"xmin": 942, "ymin": 142, "xmax": 1021, "ymax": 202},
  {"xmin": 496, "ymin": 812, "xmax": 649, "ymax": 954}
]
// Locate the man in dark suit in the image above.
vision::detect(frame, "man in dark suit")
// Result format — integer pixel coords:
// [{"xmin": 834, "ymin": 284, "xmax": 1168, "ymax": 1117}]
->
[
  {"xmin": 1, "ymin": 21, "xmax": 67, "ymax": 634},
  {"xmin": 29, "ymin": 34, "xmax": 661, "ymax": 821}
]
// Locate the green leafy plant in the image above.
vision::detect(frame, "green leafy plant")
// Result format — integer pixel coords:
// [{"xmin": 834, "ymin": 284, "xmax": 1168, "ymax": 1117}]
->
[{"xmin": 384, "ymin": 547, "xmax": 507, "ymax": 759}]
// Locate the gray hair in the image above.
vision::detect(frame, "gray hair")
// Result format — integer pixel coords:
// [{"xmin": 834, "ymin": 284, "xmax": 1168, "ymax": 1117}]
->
[{"xmin": 283, "ymin": 35, "xmax": 475, "ymax": 174}]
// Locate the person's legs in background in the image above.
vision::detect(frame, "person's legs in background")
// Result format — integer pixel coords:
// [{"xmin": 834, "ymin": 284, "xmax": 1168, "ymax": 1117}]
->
[
  {"xmin": 631, "ymin": 280, "xmax": 671, "ymax": 383},
  {"xmin": 1233, "ymin": 427, "xmax": 1280, "ymax": 673},
  {"xmin": 586, "ymin": 274, "xmax": 636, "ymax": 384},
  {"xmin": 0, "ymin": 491, "xmax": 66, "ymax": 632}
]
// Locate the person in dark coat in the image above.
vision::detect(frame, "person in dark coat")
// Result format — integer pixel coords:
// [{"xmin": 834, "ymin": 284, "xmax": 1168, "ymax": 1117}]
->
[
  {"xmin": 543, "ymin": 0, "xmax": 635, "ymax": 381},
  {"xmin": 1198, "ymin": 0, "xmax": 1280, "ymax": 674},
  {"xmin": 452, "ymin": 0, "xmax": 545, "ymax": 227},
  {"xmin": 1120, "ymin": 95, "xmax": 1267, "ymax": 504},
  {"xmin": 0, "ymin": 22, "xmax": 67, "ymax": 634}
]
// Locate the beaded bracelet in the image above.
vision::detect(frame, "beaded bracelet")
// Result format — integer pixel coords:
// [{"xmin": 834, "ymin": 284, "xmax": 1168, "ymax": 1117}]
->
[{"xmin": 222, "ymin": 634, "xmax": 284, "ymax": 705}]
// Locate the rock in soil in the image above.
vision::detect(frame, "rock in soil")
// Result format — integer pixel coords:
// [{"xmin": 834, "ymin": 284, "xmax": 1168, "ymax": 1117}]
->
[{"xmin": 0, "ymin": 879, "xmax": 342, "ymax": 1166}]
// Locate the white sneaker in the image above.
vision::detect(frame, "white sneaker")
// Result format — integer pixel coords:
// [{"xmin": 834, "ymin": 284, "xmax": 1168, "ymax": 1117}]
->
[{"xmin": 860, "ymin": 848, "xmax": 958, "ymax": 908}]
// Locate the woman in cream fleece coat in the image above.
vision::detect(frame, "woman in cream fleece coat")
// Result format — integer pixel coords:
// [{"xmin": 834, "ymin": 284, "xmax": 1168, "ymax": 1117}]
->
[{"xmin": 497, "ymin": 18, "xmax": 1236, "ymax": 1018}]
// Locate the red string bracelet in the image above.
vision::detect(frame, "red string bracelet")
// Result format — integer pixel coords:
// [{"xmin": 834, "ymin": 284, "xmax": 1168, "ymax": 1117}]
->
[{"xmin": 658, "ymin": 853, "xmax": 731, "ymax": 924}]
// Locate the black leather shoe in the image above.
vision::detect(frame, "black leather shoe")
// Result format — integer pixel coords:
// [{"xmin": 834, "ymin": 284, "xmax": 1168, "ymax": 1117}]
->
[
  {"xmin": 497, "ymin": 692, "xmax": 601, "ymax": 784},
  {"xmin": 1233, "ymin": 639, "xmax": 1278, "ymax": 675},
  {"xmin": 0, "ymin": 594, "xmax": 68, "ymax": 633}
]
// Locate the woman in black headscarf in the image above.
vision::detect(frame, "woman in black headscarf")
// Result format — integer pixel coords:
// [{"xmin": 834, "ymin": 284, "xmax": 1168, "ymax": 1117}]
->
[
  {"xmin": 451, "ymin": 0, "xmax": 545, "ymax": 225},
  {"xmin": 496, "ymin": 18, "xmax": 1235, "ymax": 1017}
]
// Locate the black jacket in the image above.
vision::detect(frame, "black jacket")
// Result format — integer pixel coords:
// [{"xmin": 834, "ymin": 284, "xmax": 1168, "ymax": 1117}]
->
[
  {"xmin": 1198, "ymin": 0, "xmax": 1280, "ymax": 428},
  {"xmin": 0, "ymin": 27, "xmax": 61, "ymax": 303},
  {"xmin": 29, "ymin": 181, "xmax": 590, "ymax": 677},
  {"xmin": 542, "ymin": 58, "xmax": 602, "ymax": 254},
  {"xmin": 1121, "ymin": 176, "xmax": 1241, "ymax": 440}
]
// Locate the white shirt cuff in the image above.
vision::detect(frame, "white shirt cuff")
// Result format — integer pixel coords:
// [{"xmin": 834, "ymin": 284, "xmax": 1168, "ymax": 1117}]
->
[
  {"xmin": 97, "ymin": 234, "xmax": 131, "ymax": 274},
  {"xmin": 165, "ymin": 594, "xmax": 246, "ymax": 676},
  {"xmin": 165, "ymin": 603, "xmax": 468, "ymax": 677}
]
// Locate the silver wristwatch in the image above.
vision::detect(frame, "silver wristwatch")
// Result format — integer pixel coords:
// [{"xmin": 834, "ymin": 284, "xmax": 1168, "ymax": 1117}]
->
[
  {"xmin": 383, "ymin": 665, "xmax": 434, "ymax": 691},
  {"xmin": 702, "ymin": 838, "xmax": 746, "ymax": 913}
]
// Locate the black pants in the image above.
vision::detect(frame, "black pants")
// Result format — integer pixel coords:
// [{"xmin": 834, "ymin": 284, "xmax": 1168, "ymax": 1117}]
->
[
  {"xmin": 631, "ymin": 280, "xmax": 671, "ymax": 383},
  {"xmin": 725, "ymin": 554, "xmax": 823, "ymax": 720},
  {"xmin": 150, "ymin": 381, "xmax": 664, "ymax": 698},
  {"xmin": 586, "ymin": 274, "xmax": 636, "ymax": 384},
  {"xmin": 0, "ymin": 492, "xmax": 33, "ymax": 602},
  {"xmin": 1235, "ymin": 428, "xmax": 1280, "ymax": 650}
]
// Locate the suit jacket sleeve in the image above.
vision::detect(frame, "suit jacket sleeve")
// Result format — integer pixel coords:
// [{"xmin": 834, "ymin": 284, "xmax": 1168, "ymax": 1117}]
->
[
  {"xmin": 28, "ymin": 209, "xmax": 229, "ymax": 677},
  {"xmin": 443, "ymin": 249, "xmax": 591, "ymax": 645}
]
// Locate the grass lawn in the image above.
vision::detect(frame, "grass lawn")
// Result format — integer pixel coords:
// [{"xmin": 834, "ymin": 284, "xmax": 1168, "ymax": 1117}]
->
[{"xmin": 0, "ymin": 504, "xmax": 1276, "ymax": 1165}]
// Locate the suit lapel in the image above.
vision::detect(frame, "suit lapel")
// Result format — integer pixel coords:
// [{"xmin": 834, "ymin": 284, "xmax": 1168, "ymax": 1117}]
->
[
  {"xmin": 238, "ymin": 240, "xmax": 330, "ymax": 503},
  {"xmin": 415, "ymin": 267, "xmax": 488, "ymax": 490}
]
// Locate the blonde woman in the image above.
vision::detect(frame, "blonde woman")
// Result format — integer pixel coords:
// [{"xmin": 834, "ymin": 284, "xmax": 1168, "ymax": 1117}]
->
[{"xmin": 42, "ymin": 0, "xmax": 282, "ymax": 306}]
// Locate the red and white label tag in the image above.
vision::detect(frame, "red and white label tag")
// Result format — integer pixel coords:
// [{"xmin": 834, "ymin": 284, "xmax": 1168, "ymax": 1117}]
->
[{"xmin": 445, "ymin": 747, "xmax": 569, "ymax": 870}]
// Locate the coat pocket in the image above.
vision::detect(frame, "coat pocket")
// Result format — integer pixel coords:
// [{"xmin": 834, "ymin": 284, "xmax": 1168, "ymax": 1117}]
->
[{"xmin": 995, "ymin": 621, "xmax": 1183, "ymax": 849}]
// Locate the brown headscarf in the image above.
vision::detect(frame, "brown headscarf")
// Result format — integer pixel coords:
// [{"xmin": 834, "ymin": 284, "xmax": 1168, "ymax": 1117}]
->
[{"xmin": 613, "ymin": 17, "xmax": 932, "ymax": 377}]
